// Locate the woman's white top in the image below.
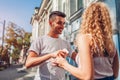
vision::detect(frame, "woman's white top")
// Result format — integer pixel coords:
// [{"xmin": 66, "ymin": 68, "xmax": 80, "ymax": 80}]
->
[
  {"xmin": 75, "ymin": 34, "xmax": 115, "ymax": 79},
  {"xmin": 75, "ymin": 54, "xmax": 114, "ymax": 79}
]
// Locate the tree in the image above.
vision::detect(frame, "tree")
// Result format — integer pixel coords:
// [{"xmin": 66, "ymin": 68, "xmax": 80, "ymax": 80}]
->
[
  {"xmin": 23, "ymin": 32, "xmax": 31, "ymax": 47},
  {"xmin": 4, "ymin": 22, "xmax": 31, "ymax": 62},
  {"xmin": 5, "ymin": 22, "xmax": 25, "ymax": 49}
]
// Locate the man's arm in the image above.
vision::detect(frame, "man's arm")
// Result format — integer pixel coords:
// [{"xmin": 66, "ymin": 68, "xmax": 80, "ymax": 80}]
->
[
  {"xmin": 71, "ymin": 51, "xmax": 77, "ymax": 61},
  {"xmin": 25, "ymin": 51, "xmax": 53, "ymax": 68},
  {"xmin": 25, "ymin": 50, "xmax": 66, "ymax": 68}
]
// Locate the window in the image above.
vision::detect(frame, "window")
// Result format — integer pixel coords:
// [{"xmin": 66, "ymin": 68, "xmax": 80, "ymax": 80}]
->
[
  {"xmin": 70, "ymin": 0, "xmax": 77, "ymax": 15},
  {"xmin": 63, "ymin": 2, "xmax": 66, "ymax": 13},
  {"xmin": 78, "ymin": 0, "xmax": 83, "ymax": 9},
  {"xmin": 70, "ymin": 0, "xmax": 83, "ymax": 16},
  {"xmin": 58, "ymin": 0, "xmax": 62, "ymax": 11}
]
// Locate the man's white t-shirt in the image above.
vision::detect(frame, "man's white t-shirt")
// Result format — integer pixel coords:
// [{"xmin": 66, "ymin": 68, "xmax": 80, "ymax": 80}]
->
[{"xmin": 29, "ymin": 35, "xmax": 72, "ymax": 80}]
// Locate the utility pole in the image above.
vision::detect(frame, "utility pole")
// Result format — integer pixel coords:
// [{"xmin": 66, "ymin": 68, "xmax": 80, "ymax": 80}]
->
[{"xmin": 0, "ymin": 20, "xmax": 6, "ymax": 53}]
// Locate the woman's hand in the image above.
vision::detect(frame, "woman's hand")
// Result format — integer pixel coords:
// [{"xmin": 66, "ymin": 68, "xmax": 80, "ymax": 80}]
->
[
  {"xmin": 52, "ymin": 56, "xmax": 68, "ymax": 68},
  {"xmin": 51, "ymin": 49, "xmax": 69, "ymax": 67}
]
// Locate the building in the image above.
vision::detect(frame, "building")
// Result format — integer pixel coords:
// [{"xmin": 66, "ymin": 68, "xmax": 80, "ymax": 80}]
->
[{"xmin": 31, "ymin": 0, "xmax": 120, "ymax": 79}]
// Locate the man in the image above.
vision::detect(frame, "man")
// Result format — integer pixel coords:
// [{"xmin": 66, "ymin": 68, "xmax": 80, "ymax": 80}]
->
[
  {"xmin": 25, "ymin": 11, "xmax": 72, "ymax": 80},
  {"xmin": 1, "ymin": 45, "xmax": 10, "ymax": 67},
  {"xmin": 19, "ymin": 46, "xmax": 27, "ymax": 65},
  {"xmin": 17, "ymin": 46, "xmax": 28, "ymax": 72}
]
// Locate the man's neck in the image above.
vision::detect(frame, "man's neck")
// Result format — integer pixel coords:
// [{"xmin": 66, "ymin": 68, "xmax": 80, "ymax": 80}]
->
[{"xmin": 47, "ymin": 32, "xmax": 59, "ymax": 38}]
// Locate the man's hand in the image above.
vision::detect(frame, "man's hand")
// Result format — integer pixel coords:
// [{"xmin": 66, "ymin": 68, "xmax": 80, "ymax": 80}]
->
[
  {"xmin": 58, "ymin": 49, "xmax": 69, "ymax": 58},
  {"xmin": 51, "ymin": 49, "xmax": 69, "ymax": 58}
]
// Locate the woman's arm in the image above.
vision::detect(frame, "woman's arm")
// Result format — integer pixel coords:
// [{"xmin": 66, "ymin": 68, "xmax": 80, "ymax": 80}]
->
[
  {"xmin": 112, "ymin": 50, "xmax": 119, "ymax": 79},
  {"xmin": 54, "ymin": 34, "xmax": 94, "ymax": 80}
]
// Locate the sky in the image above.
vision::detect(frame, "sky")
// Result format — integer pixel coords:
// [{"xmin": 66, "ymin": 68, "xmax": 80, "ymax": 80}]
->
[
  {"xmin": 0, "ymin": 0, "xmax": 42, "ymax": 45},
  {"xmin": 0, "ymin": 0, "xmax": 41, "ymax": 32}
]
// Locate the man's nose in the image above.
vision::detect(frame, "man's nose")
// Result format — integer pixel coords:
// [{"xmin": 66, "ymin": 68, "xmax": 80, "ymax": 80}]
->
[{"xmin": 60, "ymin": 25, "xmax": 64, "ymax": 29}]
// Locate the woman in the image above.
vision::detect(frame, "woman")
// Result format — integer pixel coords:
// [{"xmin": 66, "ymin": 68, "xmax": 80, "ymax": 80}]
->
[{"xmin": 53, "ymin": 2, "xmax": 119, "ymax": 80}]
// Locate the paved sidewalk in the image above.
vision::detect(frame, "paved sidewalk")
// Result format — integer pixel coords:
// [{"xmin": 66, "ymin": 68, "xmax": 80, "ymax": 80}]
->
[
  {"xmin": 0, "ymin": 64, "xmax": 36, "ymax": 80},
  {"xmin": 0, "ymin": 64, "xmax": 120, "ymax": 80}
]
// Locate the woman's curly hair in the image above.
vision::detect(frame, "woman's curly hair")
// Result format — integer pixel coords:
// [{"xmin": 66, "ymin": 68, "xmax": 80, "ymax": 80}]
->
[{"xmin": 79, "ymin": 2, "xmax": 114, "ymax": 57}]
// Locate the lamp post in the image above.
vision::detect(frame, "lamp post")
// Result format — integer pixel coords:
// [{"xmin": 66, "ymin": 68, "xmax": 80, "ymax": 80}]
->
[{"xmin": 0, "ymin": 20, "xmax": 6, "ymax": 53}]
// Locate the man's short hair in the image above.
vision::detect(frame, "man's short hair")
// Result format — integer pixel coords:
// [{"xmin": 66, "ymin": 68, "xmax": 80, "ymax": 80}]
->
[{"xmin": 49, "ymin": 11, "xmax": 66, "ymax": 20}]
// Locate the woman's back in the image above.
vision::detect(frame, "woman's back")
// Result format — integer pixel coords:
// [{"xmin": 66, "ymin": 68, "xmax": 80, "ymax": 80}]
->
[
  {"xmin": 75, "ymin": 34, "xmax": 118, "ymax": 79},
  {"xmin": 93, "ymin": 56, "xmax": 114, "ymax": 79}
]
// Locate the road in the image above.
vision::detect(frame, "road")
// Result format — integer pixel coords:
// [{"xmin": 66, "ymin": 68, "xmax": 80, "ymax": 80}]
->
[
  {"xmin": 0, "ymin": 64, "xmax": 36, "ymax": 80},
  {"xmin": 0, "ymin": 64, "xmax": 120, "ymax": 80}
]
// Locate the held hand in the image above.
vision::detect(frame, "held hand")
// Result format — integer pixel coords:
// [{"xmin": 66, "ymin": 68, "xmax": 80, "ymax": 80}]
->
[
  {"xmin": 57, "ymin": 48, "xmax": 69, "ymax": 58},
  {"xmin": 51, "ymin": 49, "xmax": 69, "ymax": 58},
  {"xmin": 50, "ymin": 49, "xmax": 69, "ymax": 67},
  {"xmin": 57, "ymin": 51, "xmax": 68, "ymax": 58},
  {"xmin": 52, "ymin": 56, "xmax": 68, "ymax": 68},
  {"xmin": 51, "ymin": 50, "xmax": 62, "ymax": 58}
]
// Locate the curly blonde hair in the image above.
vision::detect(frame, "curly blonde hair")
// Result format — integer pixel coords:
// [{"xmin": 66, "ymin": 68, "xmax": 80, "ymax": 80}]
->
[{"xmin": 79, "ymin": 2, "xmax": 115, "ymax": 57}]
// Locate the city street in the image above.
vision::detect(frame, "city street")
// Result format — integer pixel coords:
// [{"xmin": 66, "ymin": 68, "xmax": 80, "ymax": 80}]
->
[
  {"xmin": 0, "ymin": 64, "xmax": 36, "ymax": 80},
  {"xmin": 0, "ymin": 0, "xmax": 120, "ymax": 80}
]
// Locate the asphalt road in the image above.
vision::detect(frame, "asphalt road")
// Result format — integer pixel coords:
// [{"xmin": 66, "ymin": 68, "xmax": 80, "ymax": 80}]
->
[
  {"xmin": 0, "ymin": 64, "xmax": 119, "ymax": 80},
  {"xmin": 0, "ymin": 64, "xmax": 36, "ymax": 80}
]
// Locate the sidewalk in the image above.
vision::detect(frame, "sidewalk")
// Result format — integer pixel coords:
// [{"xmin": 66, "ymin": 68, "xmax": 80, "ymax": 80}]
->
[{"xmin": 0, "ymin": 64, "xmax": 36, "ymax": 80}]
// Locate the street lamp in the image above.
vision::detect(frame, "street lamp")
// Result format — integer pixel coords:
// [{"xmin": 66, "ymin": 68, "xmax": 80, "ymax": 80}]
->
[{"xmin": 0, "ymin": 20, "xmax": 6, "ymax": 53}]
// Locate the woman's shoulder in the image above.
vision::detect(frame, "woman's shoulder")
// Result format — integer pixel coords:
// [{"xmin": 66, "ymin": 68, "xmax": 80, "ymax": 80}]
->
[
  {"xmin": 76, "ymin": 34, "xmax": 92, "ymax": 41},
  {"xmin": 76, "ymin": 33, "xmax": 92, "ymax": 46}
]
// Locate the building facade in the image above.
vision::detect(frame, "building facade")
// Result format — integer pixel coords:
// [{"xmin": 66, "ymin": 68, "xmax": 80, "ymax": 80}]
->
[{"xmin": 30, "ymin": 0, "xmax": 120, "ymax": 61}]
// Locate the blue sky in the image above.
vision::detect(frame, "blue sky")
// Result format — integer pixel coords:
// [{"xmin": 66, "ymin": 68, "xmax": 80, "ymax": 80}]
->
[
  {"xmin": 0, "ymin": 0, "xmax": 42, "ymax": 45},
  {"xmin": 0, "ymin": 0, "xmax": 41, "ymax": 33}
]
